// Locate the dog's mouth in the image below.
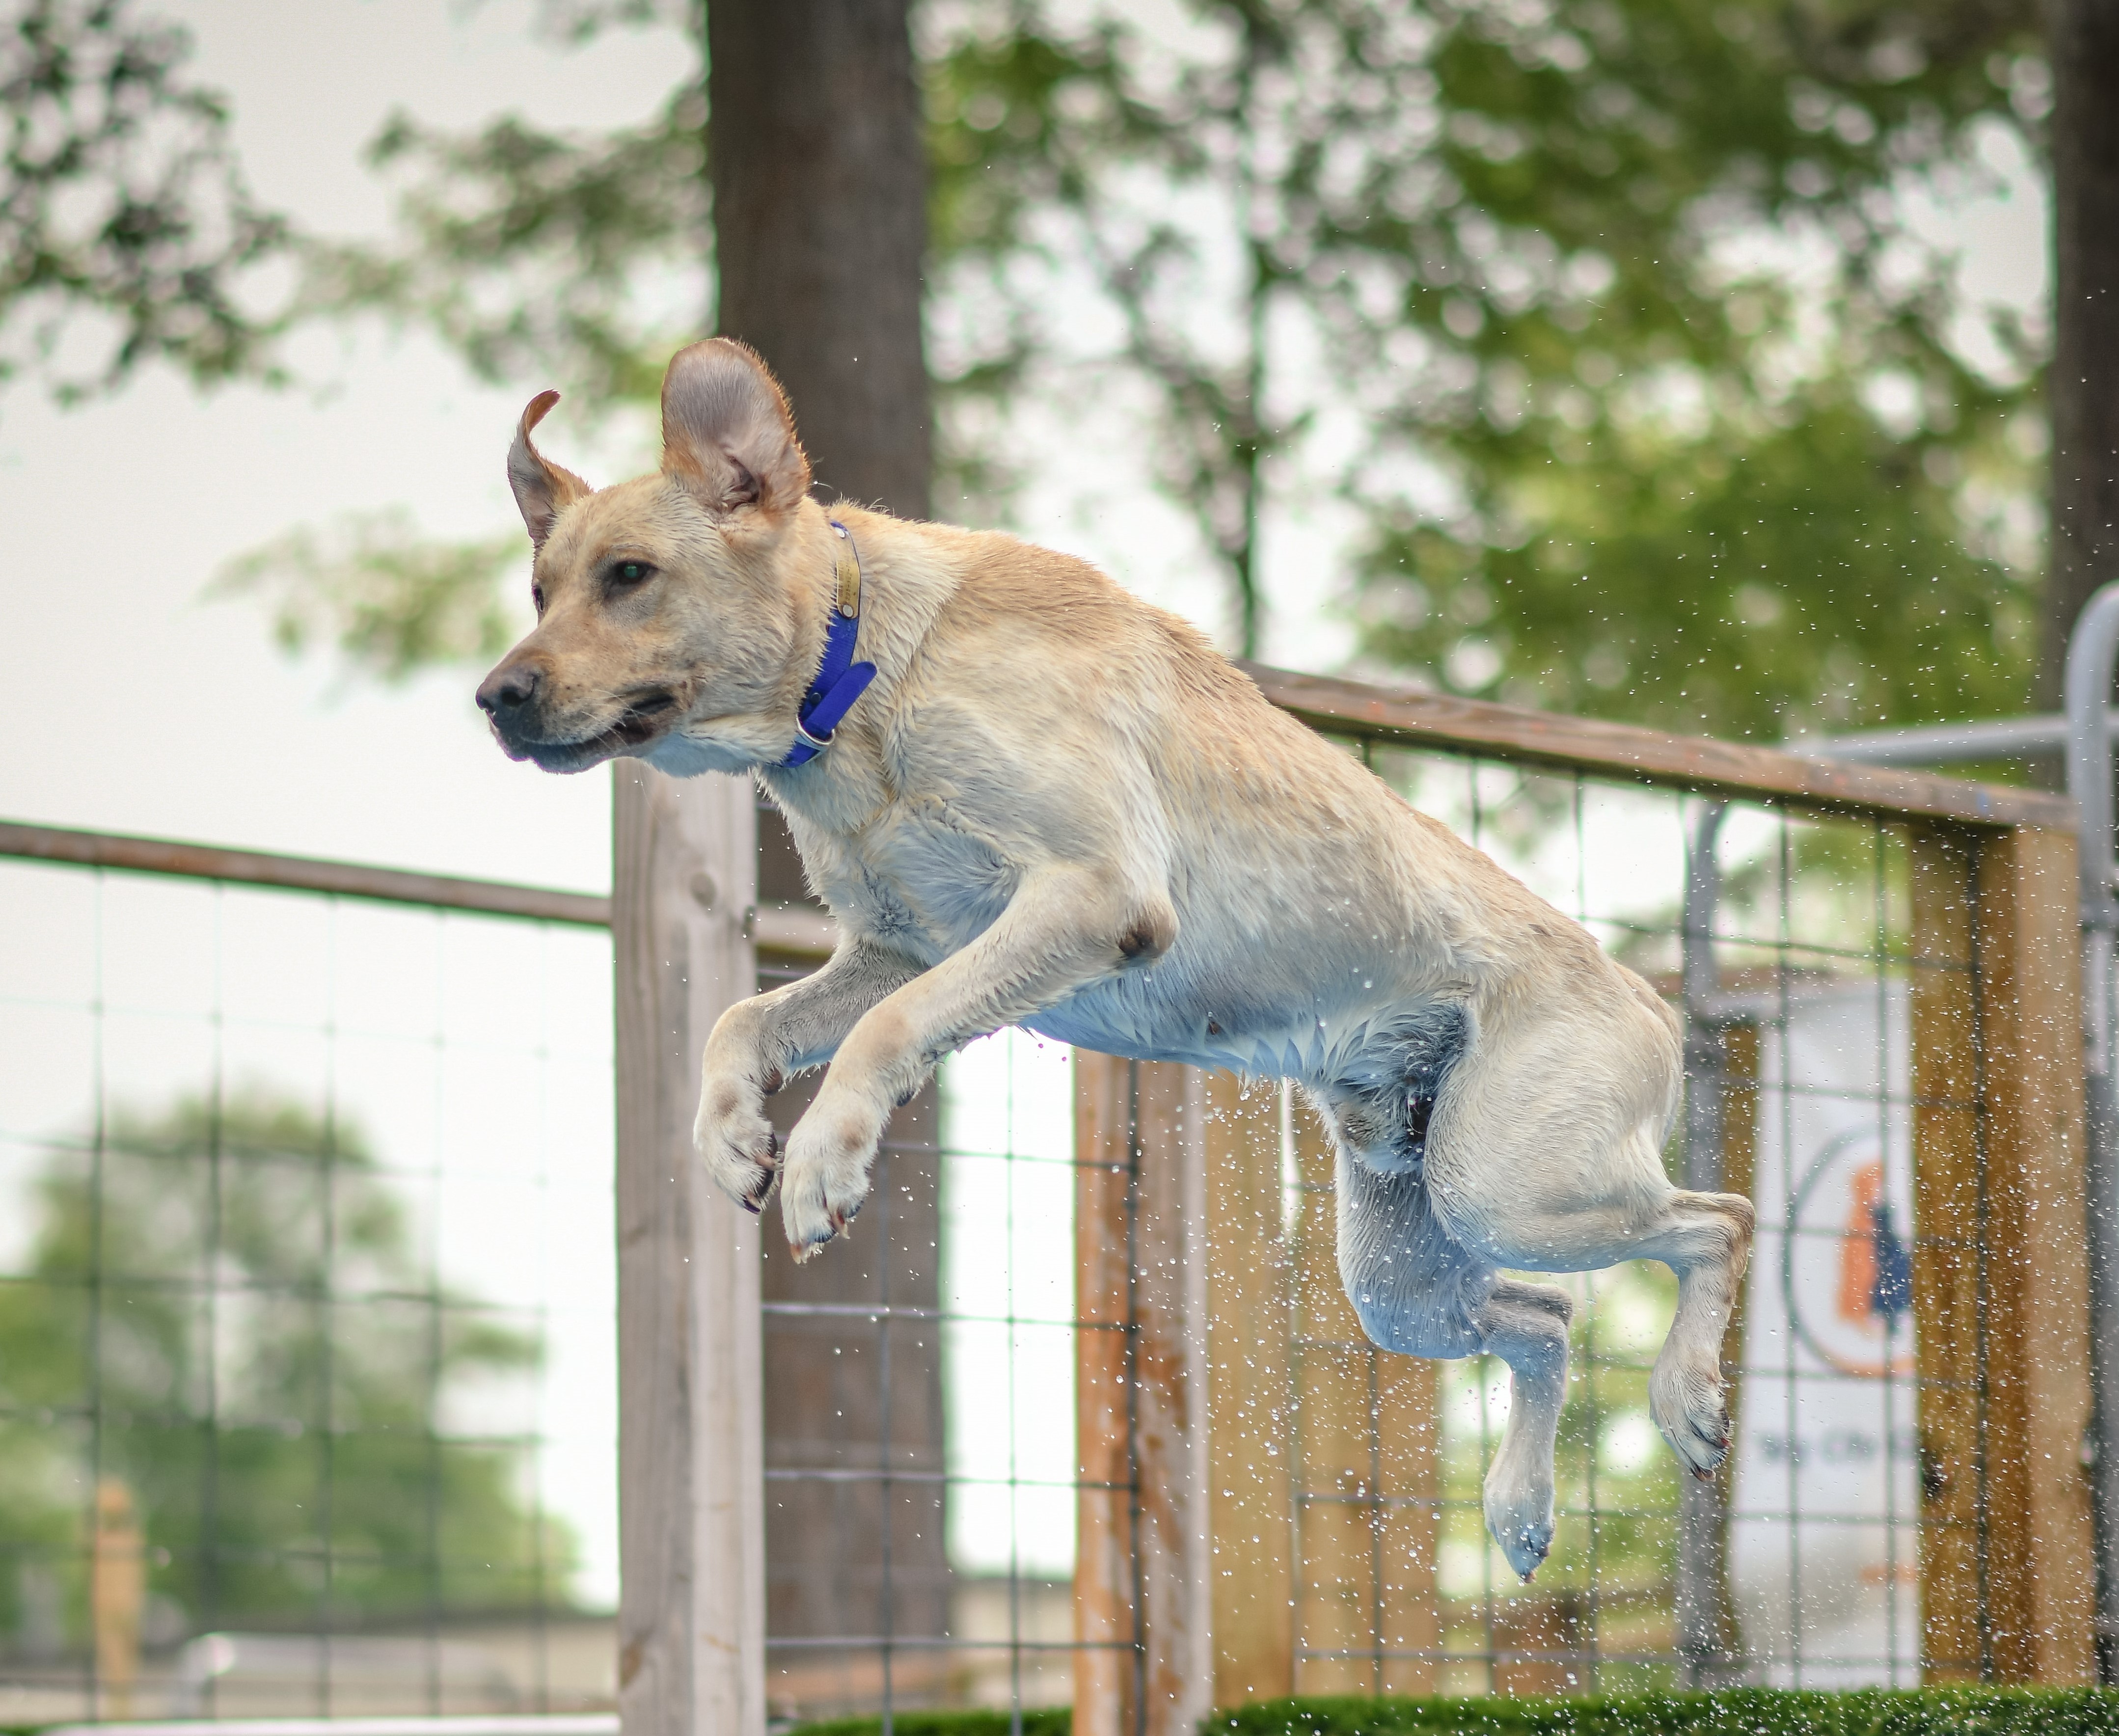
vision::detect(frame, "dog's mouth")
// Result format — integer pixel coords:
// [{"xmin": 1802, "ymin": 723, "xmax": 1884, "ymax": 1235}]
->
[{"xmin": 499, "ymin": 691, "xmax": 682, "ymax": 773}]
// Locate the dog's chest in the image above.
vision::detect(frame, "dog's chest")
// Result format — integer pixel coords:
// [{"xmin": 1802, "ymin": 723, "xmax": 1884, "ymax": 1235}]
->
[{"xmin": 782, "ymin": 794, "xmax": 1019, "ymax": 961}]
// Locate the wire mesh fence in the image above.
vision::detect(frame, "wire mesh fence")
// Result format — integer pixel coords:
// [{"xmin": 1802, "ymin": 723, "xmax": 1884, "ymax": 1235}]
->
[
  {"xmin": 0, "ymin": 842, "xmax": 618, "ymax": 1724},
  {"xmin": 735, "ymin": 722, "xmax": 2045, "ymax": 1722},
  {"xmin": 1279, "ymin": 740, "xmax": 1937, "ymax": 1696},
  {"xmin": 746, "ymin": 704, "xmax": 2094, "ymax": 1718},
  {"xmin": 0, "ymin": 674, "xmax": 2089, "ymax": 1730},
  {"xmin": 752, "ymin": 801, "xmax": 1087, "ymax": 1723}
]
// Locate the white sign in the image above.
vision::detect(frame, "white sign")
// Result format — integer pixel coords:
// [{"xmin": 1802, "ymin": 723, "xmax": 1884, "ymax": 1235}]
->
[{"xmin": 1729, "ymin": 979, "xmax": 1922, "ymax": 1685}]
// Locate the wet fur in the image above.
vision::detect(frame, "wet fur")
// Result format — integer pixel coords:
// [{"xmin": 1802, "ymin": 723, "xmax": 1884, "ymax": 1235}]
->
[{"xmin": 476, "ymin": 340, "xmax": 1755, "ymax": 1579}]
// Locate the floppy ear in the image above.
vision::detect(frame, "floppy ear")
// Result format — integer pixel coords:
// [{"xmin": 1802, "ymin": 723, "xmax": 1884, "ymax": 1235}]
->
[
  {"xmin": 507, "ymin": 391, "xmax": 592, "ymax": 549},
  {"xmin": 660, "ymin": 338, "xmax": 811, "ymax": 516}
]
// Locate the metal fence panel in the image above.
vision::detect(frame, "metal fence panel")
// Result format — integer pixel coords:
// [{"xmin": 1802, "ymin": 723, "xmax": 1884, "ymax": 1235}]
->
[{"xmin": 0, "ymin": 851, "xmax": 617, "ymax": 1724}]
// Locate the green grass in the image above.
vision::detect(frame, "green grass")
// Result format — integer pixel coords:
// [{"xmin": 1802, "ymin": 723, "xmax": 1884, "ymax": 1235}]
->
[
  {"xmin": 1215, "ymin": 1689, "xmax": 2119, "ymax": 1734},
  {"xmin": 788, "ymin": 1688, "xmax": 2119, "ymax": 1736}
]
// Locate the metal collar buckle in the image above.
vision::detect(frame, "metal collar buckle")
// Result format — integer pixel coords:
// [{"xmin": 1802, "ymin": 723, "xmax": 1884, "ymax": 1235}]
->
[{"xmin": 831, "ymin": 521, "xmax": 862, "ymax": 620}]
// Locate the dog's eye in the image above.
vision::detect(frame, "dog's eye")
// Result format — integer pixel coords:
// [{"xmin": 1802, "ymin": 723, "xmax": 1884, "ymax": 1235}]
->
[
  {"xmin": 612, "ymin": 560, "xmax": 652, "ymax": 584},
  {"xmin": 531, "ymin": 585, "xmax": 545, "ymax": 616}
]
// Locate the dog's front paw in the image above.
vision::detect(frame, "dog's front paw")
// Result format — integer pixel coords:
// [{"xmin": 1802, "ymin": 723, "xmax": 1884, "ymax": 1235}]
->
[
  {"xmin": 695, "ymin": 1071, "xmax": 781, "ymax": 1215},
  {"xmin": 778, "ymin": 1089, "xmax": 886, "ymax": 1261}
]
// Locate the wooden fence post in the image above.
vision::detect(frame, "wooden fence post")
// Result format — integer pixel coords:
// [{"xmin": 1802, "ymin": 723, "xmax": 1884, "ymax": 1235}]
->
[
  {"xmin": 614, "ymin": 763, "xmax": 765, "ymax": 1736},
  {"xmin": 1205, "ymin": 1074, "xmax": 1296, "ymax": 1706},
  {"xmin": 1076, "ymin": 1053, "xmax": 1214, "ymax": 1736},
  {"xmin": 1910, "ymin": 820, "xmax": 2095, "ymax": 1682},
  {"xmin": 1288, "ymin": 1092, "xmax": 1440, "ymax": 1696}
]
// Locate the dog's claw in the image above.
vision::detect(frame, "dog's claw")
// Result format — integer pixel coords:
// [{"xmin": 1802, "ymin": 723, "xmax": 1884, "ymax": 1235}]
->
[
  {"xmin": 761, "ymin": 1067, "xmax": 784, "ymax": 1097},
  {"xmin": 729, "ymin": 1131, "xmax": 781, "ymax": 1217}
]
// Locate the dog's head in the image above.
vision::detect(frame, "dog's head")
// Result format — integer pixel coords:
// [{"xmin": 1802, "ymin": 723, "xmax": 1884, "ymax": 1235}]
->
[{"xmin": 474, "ymin": 338, "xmax": 817, "ymax": 775}]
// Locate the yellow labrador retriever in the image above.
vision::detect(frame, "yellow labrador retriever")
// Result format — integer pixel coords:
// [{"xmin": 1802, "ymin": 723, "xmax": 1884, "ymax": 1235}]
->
[{"xmin": 475, "ymin": 338, "xmax": 1753, "ymax": 1578}]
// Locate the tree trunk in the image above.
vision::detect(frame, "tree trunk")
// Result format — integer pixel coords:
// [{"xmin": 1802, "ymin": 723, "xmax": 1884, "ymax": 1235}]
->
[
  {"xmin": 704, "ymin": 6, "xmax": 945, "ymax": 1714},
  {"xmin": 708, "ymin": 0, "xmax": 931, "ymax": 520},
  {"xmin": 2040, "ymin": 0, "xmax": 2119, "ymax": 705}
]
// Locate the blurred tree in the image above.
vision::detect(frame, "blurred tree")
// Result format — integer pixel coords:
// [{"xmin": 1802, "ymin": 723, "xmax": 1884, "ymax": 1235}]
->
[
  {"xmin": 0, "ymin": 1090, "xmax": 575, "ymax": 1645},
  {"xmin": 922, "ymin": 0, "xmax": 2052, "ymax": 734},
  {"xmin": 0, "ymin": 0, "xmax": 287, "ymax": 401},
  {"xmin": 10, "ymin": 0, "xmax": 2107, "ymax": 742},
  {"xmin": 298, "ymin": 0, "xmax": 934, "ymax": 519},
  {"xmin": 280, "ymin": 0, "xmax": 2062, "ymax": 743}
]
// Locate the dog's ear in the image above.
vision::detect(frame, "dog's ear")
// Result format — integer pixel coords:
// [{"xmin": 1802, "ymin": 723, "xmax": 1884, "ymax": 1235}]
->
[
  {"xmin": 508, "ymin": 391, "xmax": 592, "ymax": 549},
  {"xmin": 660, "ymin": 338, "xmax": 811, "ymax": 517}
]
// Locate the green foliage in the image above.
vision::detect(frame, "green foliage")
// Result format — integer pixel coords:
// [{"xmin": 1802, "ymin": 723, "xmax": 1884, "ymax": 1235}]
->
[
  {"xmin": 785, "ymin": 1692, "xmax": 2119, "ymax": 1736},
  {"xmin": 0, "ymin": 0, "xmax": 288, "ymax": 400},
  {"xmin": 0, "ymin": 1089, "xmax": 575, "ymax": 1645},
  {"xmin": 24, "ymin": 0, "xmax": 2055, "ymax": 733},
  {"xmin": 1364, "ymin": 384, "xmax": 2038, "ymax": 739},
  {"xmin": 211, "ymin": 510, "xmax": 525, "ymax": 682},
  {"xmin": 216, "ymin": 25, "xmax": 711, "ymax": 672},
  {"xmin": 923, "ymin": 0, "xmax": 2049, "ymax": 716}
]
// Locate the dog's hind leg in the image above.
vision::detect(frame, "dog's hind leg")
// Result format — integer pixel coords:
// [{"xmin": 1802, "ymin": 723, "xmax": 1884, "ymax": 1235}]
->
[
  {"xmin": 1627, "ymin": 1186, "xmax": 1755, "ymax": 1478},
  {"xmin": 1422, "ymin": 1076, "xmax": 1755, "ymax": 1482},
  {"xmin": 1331, "ymin": 1128, "xmax": 1573, "ymax": 1582}
]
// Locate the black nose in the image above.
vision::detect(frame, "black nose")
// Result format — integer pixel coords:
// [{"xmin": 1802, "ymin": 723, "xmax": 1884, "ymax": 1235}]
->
[{"xmin": 477, "ymin": 661, "xmax": 541, "ymax": 717}]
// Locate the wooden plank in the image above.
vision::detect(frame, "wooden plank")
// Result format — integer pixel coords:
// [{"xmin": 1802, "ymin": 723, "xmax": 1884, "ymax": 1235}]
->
[
  {"xmin": 1204, "ymin": 1073, "xmax": 1295, "ymax": 1706},
  {"xmin": 1675, "ymin": 1015, "xmax": 1757, "ymax": 1682},
  {"xmin": 1911, "ymin": 823, "xmax": 2096, "ymax": 1683},
  {"xmin": 1241, "ymin": 664, "xmax": 2076, "ymax": 834},
  {"xmin": 1716, "ymin": 1017, "xmax": 1759, "ymax": 1658},
  {"xmin": 1721, "ymin": 1022, "xmax": 1760, "ymax": 1442},
  {"xmin": 614, "ymin": 763, "xmax": 766, "ymax": 1736},
  {"xmin": 1971, "ymin": 823, "xmax": 2096, "ymax": 1681},
  {"xmin": 0, "ymin": 817, "xmax": 613, "ymax": 925},
  {"xmin": 1910, "ymin": 827, "xmax": 1984, "ymax": 1680},
  {"xmin": 1075, "ymin": 1054, "xmax": 1213, "ymax": 1736},
  {"xmin": 750, "ymin": 903, "xmax": 837, "ymax": 958},
  {"xmin": 1287, "ymin": 1091, "xmax": 1439, "ymax": 1696}
]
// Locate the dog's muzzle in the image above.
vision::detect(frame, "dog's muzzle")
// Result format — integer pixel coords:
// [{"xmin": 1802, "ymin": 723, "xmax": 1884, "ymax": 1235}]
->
[{"xmin": 476, "ymin": 658, "xmax": 679, "ymax": 772}]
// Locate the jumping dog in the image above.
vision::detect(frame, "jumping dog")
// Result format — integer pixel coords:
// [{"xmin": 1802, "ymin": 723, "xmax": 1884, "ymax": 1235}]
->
[{"xmin": 474, "ymin": 338, "xmax": 1755, "ymax": 1578}]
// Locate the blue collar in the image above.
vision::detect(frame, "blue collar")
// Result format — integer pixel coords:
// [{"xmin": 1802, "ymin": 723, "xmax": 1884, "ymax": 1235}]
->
[{"xmin": 779, "ymin": 520, "xmax": 877, "ymax": 766}]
